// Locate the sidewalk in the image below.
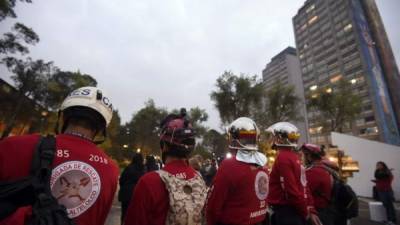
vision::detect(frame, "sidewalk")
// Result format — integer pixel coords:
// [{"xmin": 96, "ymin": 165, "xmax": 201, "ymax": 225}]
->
[
  {"xmin": 105, "ymin": 196, "xmax": 400, "ymax": 225},
  {"xmin": 350, "ymin": 197, "xmax": 400, "ymax": 225}
]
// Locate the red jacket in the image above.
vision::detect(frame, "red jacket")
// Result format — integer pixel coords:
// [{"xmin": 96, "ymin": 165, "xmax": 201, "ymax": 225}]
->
[
  {"xmin": 305, "ymin": 162, "xmax": 333, "ymax": 209},
  {"xmin": 373, "ymin": 170, "xmax": 394, "ymax": 192},
  {"xmin": 205, "ymin": 156, "xmax": 269, "ymax": 225},
  {"xmin": 0, "ymin": 134, "xmax": 119, "ymax": 225},
  {"xmin": 267, "ymin": 148, "xmax": 315, "ymax": 219},
  {"xmin": 124, "ymin": 160, "xmax": 197, "ymax": 225}
]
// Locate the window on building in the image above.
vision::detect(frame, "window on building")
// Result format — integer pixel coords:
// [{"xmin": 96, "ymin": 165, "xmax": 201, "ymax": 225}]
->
[
  {"xmin": 356, "ymin": 118, "xmax": 364, "ymax": 126},
  {"xmin": 344, "ymin": 23, "xmax": 352, "ymax": 32},
  {"xmin": 330, "ymin": 74, "xmax": 343, "ymax": 83},
  {"xmin": 365, "ymin": 116, "xmax": 375, "ymax": 123},
  {"xmin": 306, "ymin": 4, "xmax": 316, "ymax": 13},
  {"xmin": 360, "ymin": 127, "xmax": 379, "ymax": 135},
  {"xmin": 308, "ymin": 15, "xmax": 319, "ymax": 25}
]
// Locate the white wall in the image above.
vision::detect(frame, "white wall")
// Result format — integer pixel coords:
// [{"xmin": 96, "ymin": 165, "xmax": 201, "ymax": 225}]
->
[{"xmin": 331, "ymin": 132, "xmax": 400, "ymax": 200}]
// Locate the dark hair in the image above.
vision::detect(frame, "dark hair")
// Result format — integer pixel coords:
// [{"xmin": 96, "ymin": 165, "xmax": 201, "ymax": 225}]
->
[
  {"xmin": 160, "ymin": 140, "xmax": 193, "ymax": 158},
  {"xmin": 376, "ymin": 161, "xmax": 390, "ymax": 171},
  {"xmin": 146, "ymin": 155, "xmax": 159, "ymax": 172},
  {"xmin": 131, "ymin": 153, "xmax": 144, "ymax": 165},
  {"xmin": 62, "ymin": 106, "xmax": 106, "ymax": 133},
  {"xmin": 375, "ymin": 161, "xmax": 393, "ymax": 178}
]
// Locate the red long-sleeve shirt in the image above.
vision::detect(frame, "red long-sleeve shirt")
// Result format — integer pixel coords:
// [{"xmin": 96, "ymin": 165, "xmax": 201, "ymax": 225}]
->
[
  {"xmin": 124, "ymin": 160, "xmax": 197, "ymax": 225},
  {"xmin": 267, "ymin": 148, "xmax": 315, "ymax": 219},
  {"xmin": 306, "ymin": 162, "xmax": 333, "ymax": 209},
  {"xmin": 373, "ymin": 170, "xmax": 394, "ymax": 192},
  {"xmin": 0, "ymin": 134, "xmax": 119, "ymax": 225},
  {"xmin": 205, "ymin": 156, "xmax": 269, "ymax": 225}
]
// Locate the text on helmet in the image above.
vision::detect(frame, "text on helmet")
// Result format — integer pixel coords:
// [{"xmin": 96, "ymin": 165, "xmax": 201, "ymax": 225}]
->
[{"xmin": 69, "ymin": 88, "xmax": 113, "ymax": 111}]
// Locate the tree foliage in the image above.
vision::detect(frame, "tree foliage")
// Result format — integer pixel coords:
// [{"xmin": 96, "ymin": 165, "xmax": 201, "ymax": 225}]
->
[
  {"xmin": 255, "ymin": 81, "xmax": 302, "ymax": 130},
  {"xmin": 45, "ymin": 70, "xmax": 97, "ymax": 110},
  {"xmin": 210, "ymin": 71, "xmax": 301, "ymax": 131},
  {"xmin": 0, "ymin": 0, "xmax": 32, "ymax": 21},
  {"xmin": 210, "ymin": 71, "xmax": 264, "ymax": 125},
  {"xmin": 127, "ymin": 99, "xmax": 168, "ymax": 156},
  {"xmin": 307, "ymin": 79, "xmax": 362, "ymax": 133},
  {"xmin": 201, "ymin": 129, "xmax": 227, "ymax": 158},
  {"xmin": 0, "ymin": 57, "xmax": 54, "ymax": 137},
  {"xmin": 0, "ymin": 23, "xmax": 39, "ymax": 55}
]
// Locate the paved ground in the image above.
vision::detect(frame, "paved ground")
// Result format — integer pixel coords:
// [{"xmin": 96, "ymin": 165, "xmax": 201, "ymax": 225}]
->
[{"xmin": 105, "ymin": 197, "xmax": 400, "ymax": 225}]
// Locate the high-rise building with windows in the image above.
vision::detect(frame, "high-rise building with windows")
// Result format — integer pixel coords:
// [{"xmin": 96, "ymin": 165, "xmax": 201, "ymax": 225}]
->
[
  {"xmin": 293, "ymin": 0, "xmax": 400, "ymax": 145},
  {"xmin": 262, "ymin": 47, "xmax": 309, "ymax": 144}
]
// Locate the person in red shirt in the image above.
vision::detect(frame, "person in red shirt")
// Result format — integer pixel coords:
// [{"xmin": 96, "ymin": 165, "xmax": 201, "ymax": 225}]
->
[
  {"xmin": 205, "ymin": 117, "xmax": 269, "ymax": 225},
  {"xmin": 301, "ymin": 144, "xmax": 334, "ymax": 225},
  {"xmin": 266, "ymin": 122, "xmax": 321, "ymax": 225},
  {"xmin": 0, "ymin": 87, "xmax": 119, "ymax": 225},
  {"xmin": 372, "ymin": 161, "xmax": 397, "ymax": 225},
  {"xmin": 124, "ymin": 109, "xmax": 207, "ymax": 225}
]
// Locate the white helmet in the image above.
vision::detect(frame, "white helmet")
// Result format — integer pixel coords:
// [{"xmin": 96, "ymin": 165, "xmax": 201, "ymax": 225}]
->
[
  {"xmin": 227, "ymin": 117, "xmax": 260, "ymax": 151},
  {"xmin": 60, "ymin": 87, "xmax": 113, "ymax": 127},
  {"xmin": 266, "ymin": 122, "xmax": 300, "ymax": 148}
]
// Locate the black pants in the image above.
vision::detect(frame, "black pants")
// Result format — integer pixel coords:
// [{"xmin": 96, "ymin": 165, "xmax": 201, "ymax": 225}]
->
[
  {"xmin": 316, "ymin": 207, "xmax": 334, "ymax": 225},
  {"xmin": 121, "ymin": 201, "xmax": 129, "ymax": 225},
  {"xmin": 271, "ymin": 205, "xmax": 306, "ymax": 225},
  {"xmin": 378, "ymin": 190, "xmax": 397, "ymax": 223}
]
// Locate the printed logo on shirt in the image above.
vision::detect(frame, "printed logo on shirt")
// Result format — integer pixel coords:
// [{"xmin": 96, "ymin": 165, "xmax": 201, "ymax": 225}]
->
[
  {"xmin": 50, "ymin": 161, "xmax": 101, "ymax": 218},
  {"xmin": 254, "ymin": 171, "xmax": 269, "ymax": 200}
]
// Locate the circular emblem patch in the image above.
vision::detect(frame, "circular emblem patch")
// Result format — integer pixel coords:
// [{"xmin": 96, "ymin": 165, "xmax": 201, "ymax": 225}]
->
[
  {"xmin": 254, "ymin": 171, "xmax": 269, "ymax": 200},
  {"xmin": 50, "ymin": 161, "xmax": 101, "ymax": 218}
]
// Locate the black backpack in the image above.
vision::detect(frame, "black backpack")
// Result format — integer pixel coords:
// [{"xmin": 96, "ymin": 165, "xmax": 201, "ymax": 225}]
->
[
  {"xmin": 0, "ymin": 135, "xmax": 75, "ymax": 225},
  {"xmin": 316, "ymin": 165, "xmax": 359, "ymax": 219}
]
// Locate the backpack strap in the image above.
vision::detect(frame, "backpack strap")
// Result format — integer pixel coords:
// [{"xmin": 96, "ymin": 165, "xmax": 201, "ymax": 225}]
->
[
  {"xmin": 309, "ymin": 164, "xmax": 338, "ymax": 203},
  {"xmin": 30, "ymin": 135, "xmax": 56, "ymax": 194},
  {"xmin": 28, "ymin": 135, "xmax": 75, "ymax": 225}
]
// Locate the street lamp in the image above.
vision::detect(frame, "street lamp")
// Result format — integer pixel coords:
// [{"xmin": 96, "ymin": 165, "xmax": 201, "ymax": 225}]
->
[{"xmin": 123, "ymin": 144, "xmax": 128, "ymax": 149}]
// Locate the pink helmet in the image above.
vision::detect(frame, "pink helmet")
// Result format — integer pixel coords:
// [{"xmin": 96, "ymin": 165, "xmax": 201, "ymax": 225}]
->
[{"xmin": 300, "ymin": 143, "xmax": 324, "ymax": 157}]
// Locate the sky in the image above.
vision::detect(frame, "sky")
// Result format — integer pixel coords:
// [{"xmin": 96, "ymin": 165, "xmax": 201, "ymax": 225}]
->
[{"xmin": 0, "ymin": 0, "xmax": 399, "ymax": 131}]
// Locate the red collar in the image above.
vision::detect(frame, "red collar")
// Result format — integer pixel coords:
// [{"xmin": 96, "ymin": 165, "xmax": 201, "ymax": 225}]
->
[{"xmin": 164, "ymin": 159, "xmax": 188, "ymax": 168}]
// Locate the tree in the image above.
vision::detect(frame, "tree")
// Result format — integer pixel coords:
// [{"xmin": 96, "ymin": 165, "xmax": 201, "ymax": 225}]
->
[
  {"xmin": 201, "ymin": 129, "xmax": 227, "ymax": 158},
  {"xmin": 210, "ymin": 71, "xmax": 264, "ymax": 125},
  {"xmin": 99, "ymin": 110, "xmax": 123, "ymax": 162},
  {"xmin": 0, "ymin": 23, "xmax": 39, "ymax": 55},
  {"xmin": 307, "ymin": 79, "xmax": 362, "ymax": 133},
  {"xmin": 255, "ymin": 81, "xmax": 303, "ymax": 130},
  {"xmin": 1, "ymin": 0, "xmax": 39, "ymax": 55},
  {"xmin": 45, "ymin": 70, "xmax": 97, "ymax": 110},
  {"xmin": 0, "ymin": 0, "xmax": 32, "ymax": 21},
  {"xmin": 1, "ymin": 57, "xmax": 55, "ymax": 138},
  {"xmin": 127, "ymin": 99, "xmax": 168, "ymax": 156}
]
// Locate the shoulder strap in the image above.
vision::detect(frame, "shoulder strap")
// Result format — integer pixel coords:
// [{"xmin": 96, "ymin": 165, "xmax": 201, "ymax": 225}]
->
[
  {"xmin": 28, "ymin": 135, "xmax": 76, "ymax": 225},
  {"xmin": 30, "ymin": 135, "xmax": 56, "ymax": 195},
  {"xmin": 313, "ymin": 164, "xmax": 340, "ymax": 180}
]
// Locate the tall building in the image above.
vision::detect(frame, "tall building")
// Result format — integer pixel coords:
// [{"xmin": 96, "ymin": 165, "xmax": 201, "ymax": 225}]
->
[
  {"xmin": 262, "ymin": 47, "xmax": 309, "ymax": 144},
  {"xmin": 293, "ymin": 0, "xmax": 400, "ymax": 145}
]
